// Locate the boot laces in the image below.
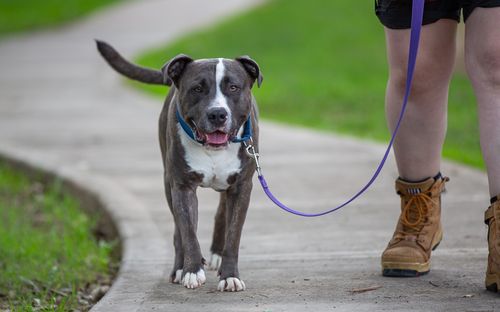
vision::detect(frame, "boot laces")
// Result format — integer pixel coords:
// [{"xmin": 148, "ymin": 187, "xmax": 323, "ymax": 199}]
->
[{"xmin": 400, "ymin": 191, "xmax": 434, "ymax": 235}]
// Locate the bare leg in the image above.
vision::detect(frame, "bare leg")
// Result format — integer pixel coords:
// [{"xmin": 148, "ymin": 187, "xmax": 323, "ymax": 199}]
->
[
  {"xmin": 464, "ymin": 7, "xmax": 500, "ymax": 197},
  {"xmin": 381, "ymin": 20, "xmax": 456, "ymax": 277},
  {"xmin": 385, "ymin": 19, "xmax": 457, "ymax": 181}
]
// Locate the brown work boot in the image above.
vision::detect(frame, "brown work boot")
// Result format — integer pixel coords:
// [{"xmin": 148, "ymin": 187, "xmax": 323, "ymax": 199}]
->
[
  {"xmin": 485, "ymin": 196, "xmax": 500, "ymax": 292},
  {"xmin": 381, "ymin": 175, "xmax": 449, "ymax": 277}
]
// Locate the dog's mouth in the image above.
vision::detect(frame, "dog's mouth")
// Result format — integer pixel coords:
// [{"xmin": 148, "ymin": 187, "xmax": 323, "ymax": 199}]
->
[
  {"xmin": 196, "ymin": 129, "xmax": 230, "ymax": 148},
  {"xmin": 190, "ymin": 118, "xmax": 244, "ymax": 148}
]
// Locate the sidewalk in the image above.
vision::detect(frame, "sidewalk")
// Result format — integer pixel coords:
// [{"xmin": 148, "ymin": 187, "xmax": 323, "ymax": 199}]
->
[{"xmin": 0, "ymin": 0, "xmax": 497, "ymax": 311}]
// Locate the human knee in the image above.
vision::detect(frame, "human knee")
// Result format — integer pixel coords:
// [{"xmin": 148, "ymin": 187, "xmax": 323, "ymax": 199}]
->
[
  {"xmin": 466, "ymin": 45, "xmax": 500, "ymax": 88},
  {"xmin": 389, "ymin": 59, "xmax": 452, "ymax": 97}
]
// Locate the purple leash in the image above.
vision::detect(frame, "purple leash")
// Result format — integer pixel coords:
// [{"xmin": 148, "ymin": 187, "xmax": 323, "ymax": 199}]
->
[{"xmin": 245, "ymin": 0, "xmax": 425, "ymax": 217}]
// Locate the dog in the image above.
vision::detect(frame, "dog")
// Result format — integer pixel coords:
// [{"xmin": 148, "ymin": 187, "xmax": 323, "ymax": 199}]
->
[{"xmin": 96, "ymin": 40, "xmax": 262, "ymax": 291}]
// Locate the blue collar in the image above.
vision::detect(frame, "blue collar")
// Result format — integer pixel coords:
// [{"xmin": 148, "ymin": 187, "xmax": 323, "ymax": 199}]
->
[{"xmin": 175, "ymin": 108, "xmax": 252, "ymax": 144}]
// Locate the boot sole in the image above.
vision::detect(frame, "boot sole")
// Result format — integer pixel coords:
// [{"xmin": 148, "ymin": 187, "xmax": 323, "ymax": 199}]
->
[
  {"xmin": 382, "ymin": 232, "xmax": 442, "ymax": 278},
  {"xmin": 486, "ymin": 273, "xmax": 500, "ymax": 293},
  {"xmin": 382, "ymin": 262, "xmax": 430, "ymax": 277}
]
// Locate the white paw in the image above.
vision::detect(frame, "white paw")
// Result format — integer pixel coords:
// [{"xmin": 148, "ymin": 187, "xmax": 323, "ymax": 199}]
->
[
  {"xmin": 172, "ymin": 269, "xmax": 183, "ymax": 284},
  {"xmin": 217, "ymin": 277, "xmax": 246, "ymax": 292},
  {"xmin": 208, "ymin": 253, "xmax": 222, "ymax": 271},
  {"xmin": 182, "ymin": 269, "xmax": 206, "ymax": 289}
]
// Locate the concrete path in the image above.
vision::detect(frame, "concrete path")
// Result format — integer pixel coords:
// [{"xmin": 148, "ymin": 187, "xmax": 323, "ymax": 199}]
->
[{"xmin": 0, "ymin": 1, "xmax": 497, "ymax": 311}]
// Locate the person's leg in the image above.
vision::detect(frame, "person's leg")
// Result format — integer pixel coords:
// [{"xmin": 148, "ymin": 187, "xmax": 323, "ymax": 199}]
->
[
  {"xmin": 385, "ymin": 19, "xmax": 457, "ymax": 181},
  {"xmin": 464, "ymin": 5, "xmax": 500, "ymax": 293},
  {"xmin": 380, "ymin": 19, "xmax": 456, "ymax": 277},
  {"xmin": 464, "ymin": 7, "xmax": 500, "ymax": 197}
]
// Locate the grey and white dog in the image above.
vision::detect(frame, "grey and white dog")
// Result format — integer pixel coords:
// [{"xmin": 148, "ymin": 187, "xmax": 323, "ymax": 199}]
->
[{"xmin": 96, "ymin": 41, "xmax": 262, "ymax": 291}]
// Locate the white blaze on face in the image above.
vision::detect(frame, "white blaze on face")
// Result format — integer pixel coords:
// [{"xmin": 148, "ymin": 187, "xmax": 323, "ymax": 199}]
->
[{"xmin": 209, "ymin": 58, "xmax": 232, "ymax": 127}]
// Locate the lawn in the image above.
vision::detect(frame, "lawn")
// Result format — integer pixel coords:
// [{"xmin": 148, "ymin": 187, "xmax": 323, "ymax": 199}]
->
[
  {"xmin": 0, "ymin": 162, "xmax": 118, "ymax": 311},
  {"xmin": 132, "ymin": 0, "xmax": 482, "ymax": 169},
  {"xmin": 0, "ymin": 1, "xmax": 121, "ymax": 310},
  {"xmin": 0, "ymin": 0, "xmax": 121, "ymax": 36}
]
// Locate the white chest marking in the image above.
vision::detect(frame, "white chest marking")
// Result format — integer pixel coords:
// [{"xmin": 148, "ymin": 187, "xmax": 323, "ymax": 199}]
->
[
  {"xmin": 209, "ymin": 59, "xmax": 232, "ymax": 127},
  {"xmin": 178, "ymin": 124, "xmax": 241, "ymax": 191}
]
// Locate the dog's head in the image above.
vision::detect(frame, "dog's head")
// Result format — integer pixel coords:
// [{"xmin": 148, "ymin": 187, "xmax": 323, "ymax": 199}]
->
[{"xmin": 163, "ymin": 55, "xmax": 263, "ymax": 149}]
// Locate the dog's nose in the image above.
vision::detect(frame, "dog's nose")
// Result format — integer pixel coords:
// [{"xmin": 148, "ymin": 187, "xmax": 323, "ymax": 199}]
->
[{"xmin": 207, "ymin": 107, "xmax": 228, "ymax": 126}]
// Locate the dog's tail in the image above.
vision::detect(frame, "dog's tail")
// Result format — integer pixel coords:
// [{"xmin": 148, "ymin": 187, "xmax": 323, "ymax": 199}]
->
[{"xmin": 96, "ymin": 40, "xmax": 166, "ymax": 85}]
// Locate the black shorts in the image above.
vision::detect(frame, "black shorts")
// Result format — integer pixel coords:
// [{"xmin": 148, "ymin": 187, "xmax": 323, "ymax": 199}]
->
[{"xmin": 375, "ymin": 0, "xmax": 500, "ymax": 29}]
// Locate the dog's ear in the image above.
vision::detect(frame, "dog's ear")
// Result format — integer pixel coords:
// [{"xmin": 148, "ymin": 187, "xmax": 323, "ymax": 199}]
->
[
  {"xmin": 235, "ymin": 56, "xmax": 263, "ymax": 88},
  {"xmin": 161, "ymin": 54, "xmax": 194, "ymax": 87}
]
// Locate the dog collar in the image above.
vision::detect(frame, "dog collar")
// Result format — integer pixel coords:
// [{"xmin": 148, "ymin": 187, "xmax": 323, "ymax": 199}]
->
[{"xmin": 175, "ymin": 108, "xmax": 252, "ymax": 144}]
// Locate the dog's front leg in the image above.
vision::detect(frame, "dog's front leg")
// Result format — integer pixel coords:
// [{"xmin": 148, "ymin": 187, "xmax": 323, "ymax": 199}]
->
[
  {"xmin": 171, "ymin": 184, "xmax": 206, "ymax": 289},
  {"xmin": 217, "ymin": 181, "xmax": 252, "ymax": 292},
  {"xmin": 208, "ymin": 192, "xmax": 226, "ymax": 271}
]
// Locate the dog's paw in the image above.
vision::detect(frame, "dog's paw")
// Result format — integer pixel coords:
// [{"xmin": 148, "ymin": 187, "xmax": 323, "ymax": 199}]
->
[
  {"xmin": 171, "ymin": 269, "xmax": 183, "ymax": 284},
  {"xmin": 217, "ymin": 277, "xmax": 246, "ymax": 292},
  {"xmin": 207, "ymin": 253, "xmax": 222, "ymax": 271},
  {"xmin": 182, "ymin": 269, "xmax": 206, "ymax": 289}
]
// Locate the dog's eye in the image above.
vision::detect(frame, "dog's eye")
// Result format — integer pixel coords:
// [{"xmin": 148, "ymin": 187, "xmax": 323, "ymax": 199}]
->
[
  {"xmin": 192, "ymin": 85, "xmax": 203, "ymax": 93},
  {"xmin": 229, "ymin": 85, "xmax": 240, "ymax": 92}
]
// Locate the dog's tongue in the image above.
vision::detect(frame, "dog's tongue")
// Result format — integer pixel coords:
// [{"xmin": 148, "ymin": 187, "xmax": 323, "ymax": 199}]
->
[{"xmin": 205, "ymin": 131, "xmax": 229, "ymax": 145}]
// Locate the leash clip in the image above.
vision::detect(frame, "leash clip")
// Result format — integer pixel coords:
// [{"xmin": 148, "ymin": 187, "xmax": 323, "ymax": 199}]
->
[{"xmin": 243, "ymin": 139, "xmax": 262, "ymax": 176}]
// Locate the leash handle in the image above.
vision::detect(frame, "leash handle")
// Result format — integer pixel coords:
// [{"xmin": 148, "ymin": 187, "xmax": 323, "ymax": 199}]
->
[{"xmin": 251, "ymin": 0, "xmax": 425, "ymax": 217}]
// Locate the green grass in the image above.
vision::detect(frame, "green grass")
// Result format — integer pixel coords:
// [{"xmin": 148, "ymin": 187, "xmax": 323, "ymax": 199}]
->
[
  {"xmin": 0, "ymin": 0, "xmax": 121, "ymax": 36},
  {"xmin": 0, "ymin": 162, "xmax": 117, "ymax": 311},
  {"xmin": 132, "ymin": 0, "xmax": 483, "ymax": 169}
]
